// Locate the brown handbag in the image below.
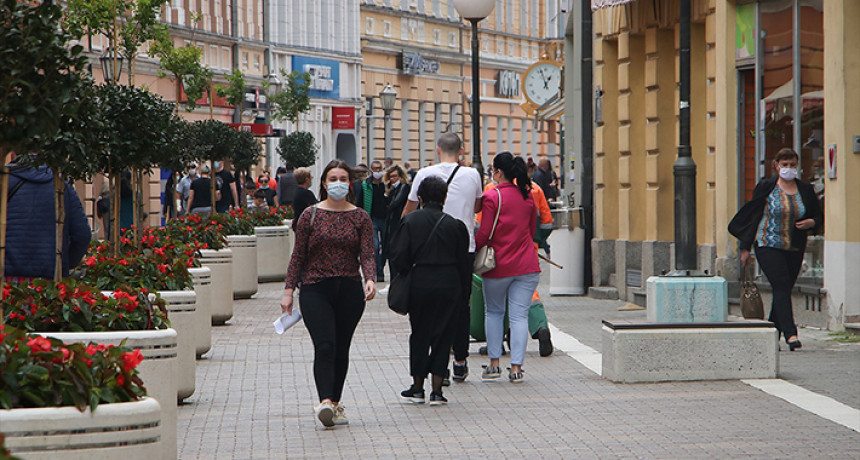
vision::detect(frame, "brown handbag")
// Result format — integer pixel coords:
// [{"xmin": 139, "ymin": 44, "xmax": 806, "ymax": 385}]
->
[{"xmin": 740, "ymin": 266, "xmax": 764, "ymax": 320}]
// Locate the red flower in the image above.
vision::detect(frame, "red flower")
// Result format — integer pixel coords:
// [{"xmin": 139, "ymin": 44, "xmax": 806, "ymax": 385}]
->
[
  {"xmin": 26, "ymin": 336, "xmax": 52, "ymax": 354},
  {"xmin": 2, "ymin": 284, "xmax": 9, "ymax": 300},
  {"xmin": 85, "ymin": 256, "xmax": 97, "ymax": 267},
  {"xmin": 157, "ymin": 264, "xmax": 168, "ymax": 274},
  {"xmin": 52, "ymin": 347, "xmax": 71, "ymax": 364},
  {"xmin": 30, "ymin": 304, "xmax": 37, "ymax": 315},
  {"xmin": 118, "ymin": 259, "xmax": 129, "ymax": 266},
  {"xmin": 116, "ymin": 374, "xmax": 125, "ymax": 386},
  {"xmin": 121, "ymin": 349, "xmax": 144, "ymax": 372},
  {"xmin": 57, "ymin": 283, "xmax": 67, "ymax": 298}
]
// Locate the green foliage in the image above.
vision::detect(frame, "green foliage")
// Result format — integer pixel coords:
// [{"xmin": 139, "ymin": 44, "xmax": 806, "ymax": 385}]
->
[
  {"xmin": 231, "ymin": 129, "xmax": 262, "ymax": 174},
  {"xmin": 268, "ymin": 70, "xmax": 311, "ymax": 125},
  {"xmin": 94, "ymin": 84, "xmax": 176, "ymax": 175},
  {"xmin": 164, "ymin": 213, "xmax": 229, "ymax": 249},
  {"xmin": 190, "ymin": 120, "xmax": 237, "ymax": 162},
  {"xmin": 277, "ymin": 131, "xmax": 318, "ymax": 169},
  {"xmin": 151, "ymin": 36, "xmax": 213, "ymax": 111},
  {"xmin": 153, "ymin": 116, "xmax": 201, "ymax": 174},
  {"xmin": 76, "ymin": 236, "xmax": 194, "ymax": 292},
  {"xmin": 215, "ymin": 69, "xmax": 246, "ymax": 107},
  {"xmin": 230, "ymin": 206, "xmax": 293, "ymax": 227},
  {"xmin": 2, "ymin": 278, "xmax": 169, "ymax": 333},
  {"xmin": 0, "ymin": 0, "xmax": 88, "ymax": 155},
  {"xmin": 0, "ymin": 326, "xmax": 146, "ymax": 412}
]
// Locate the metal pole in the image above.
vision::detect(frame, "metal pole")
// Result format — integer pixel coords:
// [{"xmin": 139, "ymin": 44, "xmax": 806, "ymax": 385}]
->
[
  {"xmin": 366, "ymin": 98, "xmax": 373, "ymax": 165},
  {"xmin": 673, "ymin": 0, "xmax": 697, "ymax": 273},
  {"xmin": 470, "ymin": 19, "xmax": 483, "ymax": 179},
  {"xmin": 383, "ymin": 110, "xmax": 392, "ymax": 162}
]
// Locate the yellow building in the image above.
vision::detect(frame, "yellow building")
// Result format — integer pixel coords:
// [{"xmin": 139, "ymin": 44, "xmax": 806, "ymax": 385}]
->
[
  {"xmin": 360, "ymin": 0, "xmax": 564, "ymax": 172},
  {"xmin": 586, "ymin": 0, "xmax": 859, "ymax": 330}
]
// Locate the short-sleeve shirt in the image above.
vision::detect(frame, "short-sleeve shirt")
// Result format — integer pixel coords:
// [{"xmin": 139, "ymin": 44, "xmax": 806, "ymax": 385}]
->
[
  {"xmin": 215, "ymin": 170, "xmax": 235, "ymax": 209},
  {"xmin": 408, "ymin": 162, "xmax": 483, "ymax": 252},
  {"xmin": 189, "ymin": 177, "xmax": 220, "ymax": 210},
  {"xmin": 755, "ymin": 187, "xmax": 806, "ymax": 250}
]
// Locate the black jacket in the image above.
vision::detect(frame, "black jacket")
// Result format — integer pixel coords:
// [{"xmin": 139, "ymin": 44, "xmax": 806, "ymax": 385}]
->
[
  {"xmin": 389, "ymin": 204, "xmax": 470, "ymax": 292},
  {"xmin": 728, "ymin": 175, "xmax": 822, "ymax": 252},
  {"xmin": 384, "ymin": 182, "xmax": 411, "ymax": 245}
]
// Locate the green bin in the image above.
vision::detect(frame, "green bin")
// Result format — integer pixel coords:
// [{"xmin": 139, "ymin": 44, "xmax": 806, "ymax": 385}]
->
[{"xmin": 469, "ymin": 274, "xmax": 508, "ymax": 342}]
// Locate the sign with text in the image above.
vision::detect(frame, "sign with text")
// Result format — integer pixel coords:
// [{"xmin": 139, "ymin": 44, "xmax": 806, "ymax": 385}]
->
[
  {"xmin": 332, "ymin": 107, "xmax": 355, "ymax": 130},
  {"xmin": 496, "ymin": 70, "xmax": 521, "ymax": 98},
  {"xmin": 399, "ymin": 52, "xmax": 440, "ymax": 75},
  {"xmin": 229, "ymin": 123, "xmax": 273, "ymax": 136},
  {"xmin": 292, "ymin": 56, "xmax": 340, "ymax": 99},
  {"xmin": 303, "ymin": 64, "xmax": 335, "ymax": 92}
]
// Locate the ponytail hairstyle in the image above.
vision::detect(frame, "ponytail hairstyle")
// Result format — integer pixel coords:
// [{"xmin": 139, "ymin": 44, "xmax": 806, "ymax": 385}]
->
[{"xmin": 493, "ymin": 151, "xmax": 531, "ymax": 200}]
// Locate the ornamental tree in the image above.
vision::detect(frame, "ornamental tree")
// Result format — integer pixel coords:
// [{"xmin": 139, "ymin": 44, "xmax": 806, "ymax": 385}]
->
[
  {"xmin": 268, "ymin": 70, "xmax": 311, "ymax": 131},
  {"xmin": 190, "ymin": 120, "xmax": 238, "ymax": 212},
  {"xmin": 277, "ymin": 131, "xmax": 318, "ymax": 169}
]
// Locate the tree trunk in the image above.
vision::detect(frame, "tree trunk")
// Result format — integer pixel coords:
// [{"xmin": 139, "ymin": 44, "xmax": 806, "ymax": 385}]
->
[
  {"xmin": 112, "ymin": 173, "xmax": 121, "ymax": 256},
  {"xmin": 137, "ymin": 169, "xmax": 146, "ymax": 235},
  {"xmin": 0, "ymin": 149, "xmax": 9, "ymax": 323},
  {"xmin": 131, "ymin": 168, "xmax": 139, "ymax": 246},
  {"xmin": 210, "ymin": 160, "xmax": 217, "ymax": 215},
  {"xmin": 53, "ymin": 173, "xmax": 65, "ymax": 282}
]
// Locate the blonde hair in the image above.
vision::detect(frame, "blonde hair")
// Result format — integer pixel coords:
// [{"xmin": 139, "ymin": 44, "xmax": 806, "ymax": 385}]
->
[
  {"xmin": 294, "ymin": 167, "xmax": 312, "ymax": 185},
  {"xmin": 384, "ymin": 165, "xmax": 408, "ymax": 184}
]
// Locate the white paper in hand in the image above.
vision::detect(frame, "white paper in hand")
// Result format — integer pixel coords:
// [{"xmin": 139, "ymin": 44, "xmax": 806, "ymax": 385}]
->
[{"xmin": 273, "ymin": 308, "xmax": 302, "ymax": 334}]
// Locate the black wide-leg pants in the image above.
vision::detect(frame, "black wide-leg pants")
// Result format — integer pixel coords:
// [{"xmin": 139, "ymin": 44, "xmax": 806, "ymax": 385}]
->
[{"xmin": 408, "ymin": 265, "xmax": 460, "ymax": 378}]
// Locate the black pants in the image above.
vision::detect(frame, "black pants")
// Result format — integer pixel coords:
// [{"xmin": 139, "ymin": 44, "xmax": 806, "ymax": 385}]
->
[
  {"xmin": 452, "ymin": 252, "xmax": 475, "ymax": 363},
  {"xmin": 755, "ymin": 245, "xmax": 804, "ymax": 341},
  {"xmin": 409, "ymin": 266, "xmax": 460, "ymax": 378},
  {"xmin": 300, "ymin": 277, "xmax": 365, "ymax": 402}
]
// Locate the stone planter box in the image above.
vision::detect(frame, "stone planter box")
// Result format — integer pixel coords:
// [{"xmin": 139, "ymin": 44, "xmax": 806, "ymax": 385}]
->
[
  {"xmin": 255, "ymin": 225, "xmax": 291, "ymax": 282},
  {"xmin": 158, "ymin": 290, "xmax": 197, "ymax": 401},
  {"xmin": 188, "ymin": 266, "xmax": 212, "ymax": 358},
  {"xmin": 39, "ymin": 329, "xmax": 178, "ymax": 460},
  {"xmin": 226, "ymin": 234, "xmax": 258, "ymax": 299},
  {"xmin": 199, "ymin": 248, "xmax": 233, "ymax": 325},
  {"xmin": 1, "ymin": 397, "xmax": 162, "ymax": 460}
]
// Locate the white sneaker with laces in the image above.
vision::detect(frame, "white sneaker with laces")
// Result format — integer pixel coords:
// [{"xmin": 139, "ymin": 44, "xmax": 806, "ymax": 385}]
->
[
  {"xmin": 333, "ymin": 403, "xmax": 349, "ymax": 425},
  {"xmin": 314, "ymin": 401, "xmax": 335, "ymax": 428}
]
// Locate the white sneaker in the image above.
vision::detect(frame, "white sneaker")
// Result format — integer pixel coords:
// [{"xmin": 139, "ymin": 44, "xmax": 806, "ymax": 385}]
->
[
  {"xmin": 379, "ymin": 286, "xmax": 390, "ymax": 294},
  {"xmin": 332, "ymin": 403, "xmax": 349, "ymax": 425},
  {"xmin": 314, "ymin": 401, "xmax": 335, "ymax": 428}
]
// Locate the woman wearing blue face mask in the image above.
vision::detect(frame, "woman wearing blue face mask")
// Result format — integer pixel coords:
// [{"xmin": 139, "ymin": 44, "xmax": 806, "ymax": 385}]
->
[
  {"xmin": 729, "ymin": 148, "xmax": 822, "ymax": 351},
  {"xmin": 282, "ymin": 160, "xmax": 376, "ymax": 428}
]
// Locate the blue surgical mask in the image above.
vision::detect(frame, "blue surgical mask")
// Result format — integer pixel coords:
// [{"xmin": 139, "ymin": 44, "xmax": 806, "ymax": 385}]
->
[
  {"xmin": 214, "ymin": 161, "xmax": 221, "ymax": 169},
  {"xmin": 326, "ymin": 181, "xmax": 350, "ymax": 200}
]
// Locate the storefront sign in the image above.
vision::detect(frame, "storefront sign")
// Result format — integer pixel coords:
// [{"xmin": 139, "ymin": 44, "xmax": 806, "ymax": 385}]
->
[
  {"xmin": 229, "ymin": 123, "xmax": 273, "ymax": 136},
  {"xmin": 303, "ymin": 64, "xmax": 335, "ymax": 92},
  {"xmin": 399, "ymin": 52, "xmax": 440, "ymax": 75},
  {"xmin": 496, "ymin": 70, "xmax": 520, "ymax": 97},
  {"xmin": 242, "ymin": 88, "xmax": 269, "ymax": 111},
  {"xmin": 332, "ymin": 107, "xmax": 355, "ymax": 130}
]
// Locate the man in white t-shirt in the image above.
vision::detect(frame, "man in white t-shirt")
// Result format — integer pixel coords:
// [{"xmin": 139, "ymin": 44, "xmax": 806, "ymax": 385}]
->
[{"xmin": 402, "ymin": 132, "xmax": 483, "ymax": 384}]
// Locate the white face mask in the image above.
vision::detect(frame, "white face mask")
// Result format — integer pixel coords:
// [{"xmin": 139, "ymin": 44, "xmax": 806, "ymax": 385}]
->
[
  {"xmin": 372, "ymin": 171, "xmax": 383, "ymax": 180},
  {"xmin": 326, "ymin": 181, "xmax": 350, "ymax": 200},
  {"xmin": 779, "ymin": 167, "xmax": 798, "ymax": 181},
  {"xmin": 188, "ymin": 168, "xmax": 197, "ymax": 176}
]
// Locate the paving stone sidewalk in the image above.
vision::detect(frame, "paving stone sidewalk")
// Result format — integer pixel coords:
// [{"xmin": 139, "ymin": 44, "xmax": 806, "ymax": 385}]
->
[{"xmin": 177, "ymin": 274, "xmax": 860, "ymax": 459}]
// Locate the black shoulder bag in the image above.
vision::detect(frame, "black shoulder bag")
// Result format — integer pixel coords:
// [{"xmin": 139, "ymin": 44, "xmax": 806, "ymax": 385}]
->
[{"xmin": 387, "ymin": 215, "xmax": 445, "ymax": 316}]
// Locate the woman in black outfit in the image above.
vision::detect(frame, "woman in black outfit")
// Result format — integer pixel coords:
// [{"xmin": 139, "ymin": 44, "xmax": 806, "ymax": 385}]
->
[
  {"xmin": 390, "ymin": 177, "xmax": 469, "ymax": 405},
  {"xmin": 382, "ymin": 165, "xmax": 411, "ymax": 268},
  {"xmin": 729, "ymin": 148, "xmax": 822, "ymax": 350},
  {"xmin": 291, "ymin": 167, "xmax": 318, "ymax": 230}
]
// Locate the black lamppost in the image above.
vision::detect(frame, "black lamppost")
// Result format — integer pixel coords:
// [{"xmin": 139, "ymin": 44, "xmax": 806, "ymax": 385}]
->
[
  {"xmin": 454, "ymin": 0, "xmax": 495, "ymax": 178},
  {"xmin": 100, "ymin": 47, "xmax": 123, "ymax": 83},
  {"xmin": 672, "ymin": 0, "xmax": 698, "ymax": 275},
  {"xmin": 379, "ymin": 83, "xmax": 397, "ymax": 161}
]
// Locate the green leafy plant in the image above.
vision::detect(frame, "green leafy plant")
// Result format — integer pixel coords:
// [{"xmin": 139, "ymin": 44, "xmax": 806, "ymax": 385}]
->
[
  {"xmin": 230, "ymin": 206, "xmax": 293, "ymax": 227},
  {"xmin": 0, "ymin": 325, "xmax": 146, "ymax": 412},
  {"xmin": 268, "ymin": 70, "xmax": 311, "ymax": 129},
  {"xmin": 164, "ymin": 213, "xmax": 230, "ymax": 250},
  {"xmin": 151, "ymin": 36, "xmax": 213, "ymax": 112},
  {"xmin": 277, "ymin": 131, "xmax": 318, "ymax": 169},
  {"xmin": 76, "ymin": 236, "xmax": 195, "ymax": 292},
  {"xmin": 231, "ymin": 129, "xmax": 263, "ymax": 178},
  {"xmin": 215, "ymin": 69, "xmax": 246, "ymax": 107},
  {"xmin": 2, "ymin": 279, "xmax": 169, "ymax": 333}
]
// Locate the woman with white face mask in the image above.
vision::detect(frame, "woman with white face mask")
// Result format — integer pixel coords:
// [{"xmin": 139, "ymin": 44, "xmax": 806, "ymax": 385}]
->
[
  {"xmin": 281, "ymin": 160, "xmax": 376, "ymax": 428},
  {"xmin": 729, "ymin": 148, "xmax": 822, "ymax": 351}
]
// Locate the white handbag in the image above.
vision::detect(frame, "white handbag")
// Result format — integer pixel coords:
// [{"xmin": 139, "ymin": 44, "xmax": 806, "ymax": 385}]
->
[{"xmin": 473, "ymin": 188, "xmax": 501, "ymax": 275}]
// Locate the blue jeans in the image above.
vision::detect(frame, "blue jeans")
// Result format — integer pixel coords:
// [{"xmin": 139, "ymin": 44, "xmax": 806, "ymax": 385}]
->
[
  {"xmin": 482, "ymin": 272, "xmax": 540, "ymax": 366},
  {"xmin": 371, "ymin": 217, "xmax": 387, "ymax": 277}
]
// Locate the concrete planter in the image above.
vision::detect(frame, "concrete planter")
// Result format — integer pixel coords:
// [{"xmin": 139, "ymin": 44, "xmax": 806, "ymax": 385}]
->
[
  {"xmin": 226, "ymin": 234, "xmax": 258, "ymax": 299},
  {"xmin": 255, "ymin": 225, "xmax": 291, "ymax": 282},
  {"xmin": 199, "ymin": 248, "xmax": 233, "ymax": 325},
  {"xmin": 39, "ymin": 329, "xmax": 178, "ymax": 460},
  {"xmin": 188, "ymin": 266, "xmax": 212, "ymax": 357},
  {"xmin": 158, "ymin": 290, "xmax": 197, "ymax": 401},
  {"xmin": 1, "ymin": 398, "xmax": 162, "ymax": 460}
]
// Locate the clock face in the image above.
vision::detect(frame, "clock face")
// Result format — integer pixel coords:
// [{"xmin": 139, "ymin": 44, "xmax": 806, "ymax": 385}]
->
[{"xmin": 523, "ymin": 62, "xmax": 562, "ymax": 106}]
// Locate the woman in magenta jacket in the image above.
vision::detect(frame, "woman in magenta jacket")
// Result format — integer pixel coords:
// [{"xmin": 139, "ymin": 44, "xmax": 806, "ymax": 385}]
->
[{"xmin": 475, "ymin": 152, "xmax": 541, "ymax": 383}]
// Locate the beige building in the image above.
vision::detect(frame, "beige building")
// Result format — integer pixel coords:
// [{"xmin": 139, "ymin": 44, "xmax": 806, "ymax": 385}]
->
[
  {"xmin": 360, "ymin": 0, "xmax": 564, "ymax": 173},
  {"xmin": 586, "ymin": 0, "xmax": 859, "ymax": 330}
]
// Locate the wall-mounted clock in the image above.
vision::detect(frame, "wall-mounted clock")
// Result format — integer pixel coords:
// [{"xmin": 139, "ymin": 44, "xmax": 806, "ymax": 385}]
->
[{"xmin": 522, "ymin": 60, "xmax": 562, "ymax": 107}]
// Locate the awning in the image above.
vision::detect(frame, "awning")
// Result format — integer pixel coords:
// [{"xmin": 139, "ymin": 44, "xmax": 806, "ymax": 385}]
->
[
  {"xmin": 591, "ymin": 0, "xmax": 638, "ymax": 11},
  {"xmin": 536, "ymin": 93, "xmax": 564, "ymax": 121}
]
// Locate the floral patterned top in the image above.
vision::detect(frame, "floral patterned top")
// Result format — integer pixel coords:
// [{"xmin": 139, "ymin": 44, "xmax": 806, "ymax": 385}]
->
[
  {"xmin": 755, "ymin": 186, "xmax": 806, "ymax": 250},
  {"xmin": 285, "ymin": 206, "xmax": 375, "ymax": 288}
]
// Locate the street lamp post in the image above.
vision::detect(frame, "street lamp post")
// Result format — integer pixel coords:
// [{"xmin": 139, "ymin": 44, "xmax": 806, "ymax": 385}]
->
[
  {"xmin": 100, "ymin": 47, "xmax": 123, "ymax": 83},
  {"xmin": 264, "ymin": 73, "xmax": 283, "ymax": 167},
  {"xmin": 454, "ymin": 0, "xmax": 495, "ymax": 179},
  {"xmin": 379, "ymin": 83, "xmax": 397, "ymax": 162}
]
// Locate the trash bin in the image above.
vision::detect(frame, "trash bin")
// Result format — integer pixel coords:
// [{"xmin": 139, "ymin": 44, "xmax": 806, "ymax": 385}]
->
[
  {"xmin": 469, "ymin": 274, "xmax": 508, "ymax": 342},
  {"xmin": 548, "ymin": 207, "xmax": 585, "ymax": 295}
]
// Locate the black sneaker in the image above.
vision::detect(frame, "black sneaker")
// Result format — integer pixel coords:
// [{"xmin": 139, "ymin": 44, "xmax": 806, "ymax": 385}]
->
[
  {"xmin": 537, "ymin": 326, "xmax": 553, "ymax": 357},
  {"xmin": 376, "ymin": 274, "xmax": 385, "ymax": 282},
  {"xmin": 428, "ymin": 392, "xmax": 448, "ymax": 406},
  {"xmin": 452, "ymin": 361, "xmax": 468, "ymax": 382},
  {"xmin": 400, "ymin": 387, "xmax": 425, "ymax": 404},
  {"xmin": 442, "ymin": 368, "xmax": 450, "ymax": 387}
]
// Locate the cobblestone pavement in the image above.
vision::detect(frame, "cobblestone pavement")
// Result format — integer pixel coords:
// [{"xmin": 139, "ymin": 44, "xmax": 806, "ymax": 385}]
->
[{"xmin": 178, "ymin": 269, "xmax": 860, "ymax": 459}]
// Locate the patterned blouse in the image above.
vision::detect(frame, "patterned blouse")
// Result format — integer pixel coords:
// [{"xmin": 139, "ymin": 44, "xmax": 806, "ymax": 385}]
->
[
  {"xmin": 755, "ymin": 186, "xmax": 806, "ymax": 250},
  {"xmin": 285, "ymin": 207, "xmax": 375, "ymax": 289}
]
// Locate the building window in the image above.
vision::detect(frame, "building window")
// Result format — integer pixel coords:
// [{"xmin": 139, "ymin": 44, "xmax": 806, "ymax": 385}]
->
[
  {"xmin": 433, "ymin": 29, "xmax": 441, "ymax": 46},
  {"xmin": 242, "ymin": 52, "xmax": 249, "ymax": 70},
  {"xmin": 366, "ymin": 17, "xmax": 375, "ymax": 35},
  {"xmin": 448, "ymin": 31, "xmax": 457, "ymax": 48},
  {"xmin": 254, "ymin": 54, "xmax": 260, "ymax": 71},
  {"xmin": 383, "ymin": 20, "xmax": 392, "ymax": 38}
]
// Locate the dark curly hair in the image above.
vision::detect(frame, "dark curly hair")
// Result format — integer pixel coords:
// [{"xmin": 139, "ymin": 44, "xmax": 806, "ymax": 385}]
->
[{"xmin": 417, "ymin": 176, "xmax": 447, "ymax": 205}]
